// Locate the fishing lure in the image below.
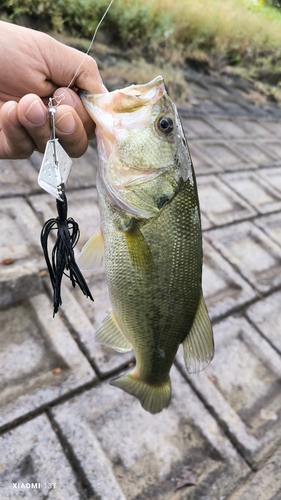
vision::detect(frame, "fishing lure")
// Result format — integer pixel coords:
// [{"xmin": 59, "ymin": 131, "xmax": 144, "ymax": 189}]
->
[{"xmin": 38, "ymin": 102, "xmax": 93, "ymax": 315}]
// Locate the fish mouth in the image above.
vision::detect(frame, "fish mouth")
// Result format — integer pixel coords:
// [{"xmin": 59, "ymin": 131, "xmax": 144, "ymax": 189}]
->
[
  {"xmin": 78, "ymin": 88, "xmax": 92, "ymax": 105},
  {"xmin": 78, "ymin": 75, "xmax": 164, "ymax": 100},
  {"xmin": 78, "ymin": 76, "xmax": 165, "ymax": 119},
  {"xmin": 78, "ymin": 88, "xmax": 87, "ymax": 98}
]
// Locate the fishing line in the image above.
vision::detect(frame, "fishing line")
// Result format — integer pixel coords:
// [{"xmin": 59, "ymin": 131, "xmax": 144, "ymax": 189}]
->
[
  {"xmin": 38, "ymin": 0, "xmax": 115, "ymax": 315},
  {"xmin": 66, "ymin": 0, "xmax": 115, "ymax": 90},
  {"xmin": 52, "ymin": 0, "xmax": 114, "ymax": 106}
]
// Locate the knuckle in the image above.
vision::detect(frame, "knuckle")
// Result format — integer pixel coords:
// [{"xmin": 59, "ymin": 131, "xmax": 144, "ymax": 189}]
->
[{"xmin": 85, "ymin": 55, "xmax": 98, "ymax": 72}]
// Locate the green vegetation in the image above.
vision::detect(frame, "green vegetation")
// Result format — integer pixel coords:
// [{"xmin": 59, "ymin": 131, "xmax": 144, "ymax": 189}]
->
[
  {"xmin": 1, "ymin": 0, "xmax": 281, "ymax": 52},
  {"xmin": 2, "ymin": 0, "xmax": 281, "ymax": 90}
]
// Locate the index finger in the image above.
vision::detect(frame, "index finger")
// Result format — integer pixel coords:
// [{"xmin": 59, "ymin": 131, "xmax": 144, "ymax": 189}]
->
[
  {"xmin": 54, "ymin": 88, "xmax": 96, "ymax": 139},
  {"xmin": 47, "ymin": 44, "xmax": 107, "ymax": 95}
]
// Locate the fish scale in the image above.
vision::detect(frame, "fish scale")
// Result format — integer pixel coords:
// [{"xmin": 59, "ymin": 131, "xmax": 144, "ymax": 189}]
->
[{"xmin": 78, "ymin": 76, "xmax": 214, "ymax": 413}]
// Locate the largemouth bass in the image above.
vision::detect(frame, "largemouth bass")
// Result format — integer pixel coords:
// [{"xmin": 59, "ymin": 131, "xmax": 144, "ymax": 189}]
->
[{"xmin": 78, "ymin": 76, "xmax": 214, "ymax": 414}]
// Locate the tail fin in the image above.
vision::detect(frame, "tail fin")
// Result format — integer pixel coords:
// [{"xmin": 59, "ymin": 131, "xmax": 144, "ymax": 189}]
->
[{"xmin": 110, "ymin": 371, "xmax": 171, "ymax": 414}]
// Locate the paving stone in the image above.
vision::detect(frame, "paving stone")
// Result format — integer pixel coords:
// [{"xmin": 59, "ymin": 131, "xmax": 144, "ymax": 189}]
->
[
  {"xmin": 30, "ymin": 145, "xmax": 99, "ymax": 190},
  {"xmin": 246, "ymin": 290, "xmax": 281, "ymax": 354},
  {"xmin": 226, "ymin": 81, "xmax": 251, "ymax": 98},
  {"xmin": 217, "ymin": 100, "xmax": 250, "ymax": 116},
  {"xmin": 261, "ymin": 120, "xmax": 281, "ymax": 137},
  {"xmin": 260, "ymin": 140, "xmax": 281, "ymax": 160},
  {"xmin": 188, "ymin": 143, "xmax": 221, "ymax": 176},
  {"xmin": 205, "ymin": 221, "xmax": 281, "ymax": 294},
  {"xmin": 206, "ymin": 81, "xmax": 232, "ymax": 98},
  {"xmin": 209, "ymin": 116, "xmax": 248, "ymax": 138},
  {"xmin": 0, "ymin": 292, "xmax": 96, "ymax": 430},
  {"xmin": 184, "ymin": 78, "xmax": 210, "ymax": 98},
  {"xmin": 239, "ymin": 102, "xmax": 269, "ymax": 117},
  {"xmin": 237, "ymin": 118, "xmax": 273, "ymax": 137},
  {"xmin": 259, "ymin": 167, "xmax": 281, "ymax": 197},
  {"xmin": 0, "ymin": 262, "xmax": 42, "ymax": 308},
  {"xmin": 197, "ymin": 100, "xmax": 226, "ymax": 115},
  {"xmin": 263, "ymin": 104, "xmax": 281, "ymax": 119},
  {"xmin": 220, "ymin": 171, "xmax": 281, "ymax": 214},
  {"xmin": 232, "ymin": 141, "xmax": 277, "ymax": 166},
  {"xmin": 232, "ymin": 88, "xmax": 251, "ymax": 102},
  {"xmin": 200, "ymin": 211, "xmax": 213, "ymax": 231},
  {"xmin": 181, "ymin": 116, "xmax": 220, "ymax": 138},
  {"xmin": 228, "ymin": 445, "xmax": 281, "ymax": 500},
  {"xmin": 0, "ymin": 197, "xmax": 43, "ymax": 266},
  {"xmin": 180, "ymin": 122, "xmax": 197, "ymax": 140},
  {"xmin": 0, "ymin": 184, "xmax": 59, "ymax": 305},
  {"xmin": 207, "ymin": 75, "xmax": 240, "ymax": 91},
  {"xmin": 197, "ymin": 175, "xmax": 257, "ymax": 226},
  {"xmin": 0, "ymin": 413, "xmax": 81, "ymax": 499},
  {"xmin": 202, "ymin": 239, "xmax": 256, "ymax": 320},
  {"xmin": 176, "ymin": 316, "xmax": 281, "ymax": 467},
  {"xmin": 178, "ymin": 103, "xmax": 200, "ymax": 114},
  {"xmin": 254, "ymin": 212, "xmax": 281, "ymax": 247},
  {"xmin": 0, "ymin": 158, "xmax": 39, "ymax": 197},
  {"xmin": 246, "ymin": 101, "xmax": 271, "ymax": 113},
  {"xmin": 195, "ymin": 141, "xmax": 253, "ymax": 171},
  {"xmin": 51, "ymin": 365, "xmax": 249, "ymax": 500}
]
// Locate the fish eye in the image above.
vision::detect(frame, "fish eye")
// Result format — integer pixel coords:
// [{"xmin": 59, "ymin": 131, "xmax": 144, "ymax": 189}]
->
[{"xmin": 157, "ymin": 116, "xmax": 174, "ymax": 135}]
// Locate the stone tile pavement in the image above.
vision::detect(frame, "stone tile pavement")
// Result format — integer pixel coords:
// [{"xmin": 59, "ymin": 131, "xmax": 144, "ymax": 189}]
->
[{"xmin": 1, "ymin": 70, "xmax": 281, "ymax": 499}]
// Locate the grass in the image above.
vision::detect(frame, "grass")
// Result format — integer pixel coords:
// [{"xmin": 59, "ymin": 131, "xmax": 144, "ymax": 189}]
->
[
  {"xmin": 2, "ymin": 0, "xmax": 281, "ymax": 55},
  {"xmin": 172, "ymin": 0, "xmax": 281, "ymax": 54},
  {"xmin": 2, "ymin": 0, "xmax": 281, "ymax": 95}
]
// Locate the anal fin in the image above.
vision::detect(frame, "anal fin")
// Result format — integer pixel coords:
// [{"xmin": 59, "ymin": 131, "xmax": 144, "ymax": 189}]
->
[
  {"xmin": 95, "ymin": 311, "xmax": 133, "ymax": 353},
  {"xmin": 182, "ymin": 293, "xmax": 214, "ymax": 373}
]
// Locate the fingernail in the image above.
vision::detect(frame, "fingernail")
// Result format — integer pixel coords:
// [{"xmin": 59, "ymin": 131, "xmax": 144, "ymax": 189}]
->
[
  {"xmin": 59, "ymin": 88, "xmax": 75, "ymax": 106},
  {"xmin": 25, "ymin": 99, "xmax": 46, "ymax": 125},
  {"xmin": 56, "ymin": 112, "xmax": 76, "ymax": 134}
]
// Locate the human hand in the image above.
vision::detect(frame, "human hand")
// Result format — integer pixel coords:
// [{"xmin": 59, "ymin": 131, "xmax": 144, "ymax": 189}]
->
[{"xmin": 0, "ymin": 21, "xmax": 106, "ymax": 159}]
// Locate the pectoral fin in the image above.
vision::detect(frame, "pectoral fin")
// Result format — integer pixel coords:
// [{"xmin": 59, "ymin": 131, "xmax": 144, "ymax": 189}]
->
[
  {"xmin": 182, "ymin": 293, "xmax": 214, "ymax": 373},
  {"xmin": 122, "ymin": 220, "xmax": 153, "ymax": 272},
  {"xmin": 95, "ymin": 311, "xmax": 133, "ymax": 353},
  {"xmin": 77, "ymin": 230, "xmax": 104, "ymax": 270}
]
